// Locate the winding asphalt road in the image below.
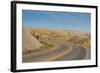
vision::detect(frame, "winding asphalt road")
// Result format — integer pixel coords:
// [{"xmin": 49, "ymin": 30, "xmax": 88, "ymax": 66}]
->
[{"xmin": 23, "ymin": 44, "xmax": 88, "ymax": 63}]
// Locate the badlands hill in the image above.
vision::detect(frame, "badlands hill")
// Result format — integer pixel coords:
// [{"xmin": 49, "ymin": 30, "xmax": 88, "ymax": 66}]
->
[
  {"xmin": 22, "ymin": 27, "xmax": 90, "ymax": 54},
  {"xmin": 22, "ymin": 28, "xmax": 43, "ymax": 54},
  {"xmin": 30, "ymin": 28, "xmax": 90, "ymax": 48}
]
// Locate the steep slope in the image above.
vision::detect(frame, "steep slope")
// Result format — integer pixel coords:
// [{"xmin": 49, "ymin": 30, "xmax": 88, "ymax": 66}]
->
[{"xmin": 22, "ymin": 27, "xmax": 43, "ymax": 53}]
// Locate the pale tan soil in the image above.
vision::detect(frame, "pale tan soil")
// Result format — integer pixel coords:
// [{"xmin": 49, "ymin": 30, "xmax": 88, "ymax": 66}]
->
[{"xmin": 22, "ymin": 28, "xmax": 43, "ymax": 53}]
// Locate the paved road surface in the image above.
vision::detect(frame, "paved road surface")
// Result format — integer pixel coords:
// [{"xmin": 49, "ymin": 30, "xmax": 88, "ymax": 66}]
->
[{"xmin": 23, "ymin": 45, "xmax": 88, "ymax": 63}]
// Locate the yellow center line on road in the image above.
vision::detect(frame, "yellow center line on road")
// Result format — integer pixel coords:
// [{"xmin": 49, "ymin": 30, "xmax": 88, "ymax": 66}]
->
[{"xmin": 46, "ymin": 47, "xmax": 73, "ymax": 61}]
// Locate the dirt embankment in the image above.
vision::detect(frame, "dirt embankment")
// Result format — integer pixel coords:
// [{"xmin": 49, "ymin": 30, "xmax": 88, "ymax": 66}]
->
[{"xmin": 22, "ymin": 28, "xmax": 43, "ymax": 53}]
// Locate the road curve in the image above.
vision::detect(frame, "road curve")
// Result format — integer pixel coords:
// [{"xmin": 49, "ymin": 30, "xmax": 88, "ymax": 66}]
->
[{"xmin": 23, "ymin": 45, "xmax": 87, "ymax": 63}]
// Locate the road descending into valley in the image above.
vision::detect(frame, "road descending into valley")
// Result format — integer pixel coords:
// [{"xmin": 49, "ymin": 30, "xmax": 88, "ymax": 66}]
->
[{"xmin": 23, "ymin": 44, "xmax": 89, "ymax": 63}]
